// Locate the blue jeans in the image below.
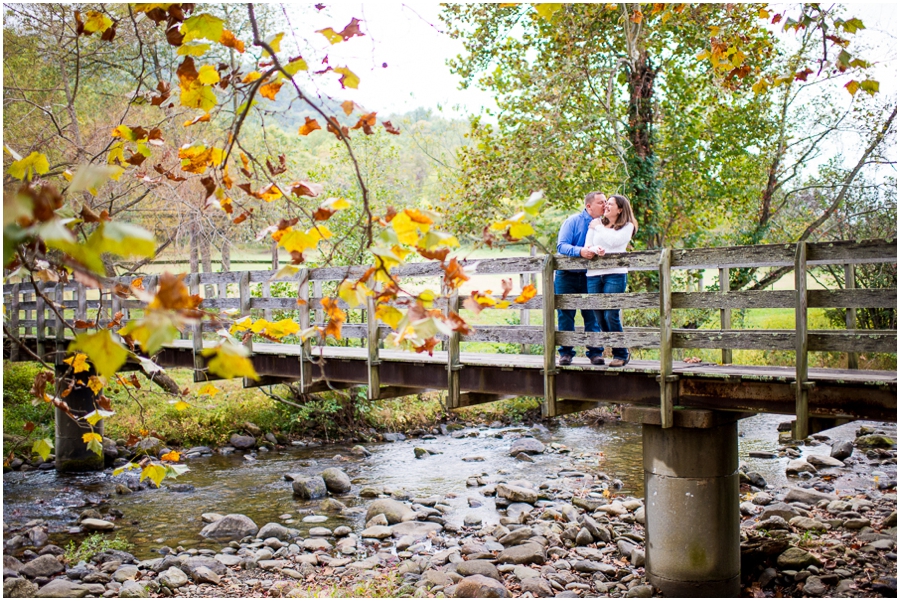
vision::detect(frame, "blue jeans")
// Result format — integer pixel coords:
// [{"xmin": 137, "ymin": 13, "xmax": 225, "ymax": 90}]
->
[
  {"xmin": 587, "ymin": 273, "xmax": 629, "ymax": 361},
  {"xmin": 554, "ymin": 271, "xmax": 602, "ymax": 359}
]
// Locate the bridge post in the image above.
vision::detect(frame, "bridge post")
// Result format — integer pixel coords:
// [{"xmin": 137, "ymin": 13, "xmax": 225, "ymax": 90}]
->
[
  {"xmin": 447, "ymin": 289, "xmax": 461, "ymax": 409},
  {"xmin": 541, "ymin": 255, "xmax": 557, "ymax": 417},
  {"xmin": 55, "ymin": 364, "xmax": 105, "ymax": 472},
  {"xmin": 625, "ymin": 407, "xmax": 740, "ymax": 597}
]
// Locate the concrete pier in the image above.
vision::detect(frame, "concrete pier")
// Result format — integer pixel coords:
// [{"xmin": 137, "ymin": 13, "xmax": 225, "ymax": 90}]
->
[
  {"xmin": 54, "ymin": 363, "xmax": 104, "ymax": 473},
  {"xmin": 624, "ymin": 407, "xmax": 743, "ymax": 597}
]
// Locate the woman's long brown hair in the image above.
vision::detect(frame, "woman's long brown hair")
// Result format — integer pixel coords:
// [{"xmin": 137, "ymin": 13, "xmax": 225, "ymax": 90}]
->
[{"xmin": 602, "ymin": 194, "xmax": 638, "ymax": 232}]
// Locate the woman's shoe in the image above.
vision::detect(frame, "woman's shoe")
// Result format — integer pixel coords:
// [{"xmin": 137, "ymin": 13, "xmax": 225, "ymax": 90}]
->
[
  {"xmin": 590, "ymin": 356, "xmax": 605, "ymax": 366},
  {"xmin": 559, "ymin": 355, "xmax": 574, "ymax": 366},
  {"xmin": 609, "ymin": 358, "xmax": 629, "ymax": 368}
]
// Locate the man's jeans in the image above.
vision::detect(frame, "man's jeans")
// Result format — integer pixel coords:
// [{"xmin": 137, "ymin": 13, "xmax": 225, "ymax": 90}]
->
[
  {"xmin": 554, "ymin": 271, "xmax": 601, "ymax": 359},
  {"xmin": 587, "ymin": 273, "xmax": 629, "ymax": 361}
]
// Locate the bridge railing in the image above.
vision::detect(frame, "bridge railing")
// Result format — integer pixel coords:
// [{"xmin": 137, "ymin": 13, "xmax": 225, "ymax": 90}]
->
[{"xmin": 4, "ymin": 238, "xmax": 896, "ymax": 434}]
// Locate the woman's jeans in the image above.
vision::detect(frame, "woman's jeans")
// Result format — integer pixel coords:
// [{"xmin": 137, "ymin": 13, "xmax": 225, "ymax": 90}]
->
[
  {"xmin": 587, "ymin": 273, "xmax": 629, "ymax": 361},
  {"xmin": 554, "ymin": 271, "xmax": 602, "ymax": 359}
]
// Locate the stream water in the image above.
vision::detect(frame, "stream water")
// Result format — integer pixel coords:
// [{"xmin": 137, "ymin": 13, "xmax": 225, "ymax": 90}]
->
[{"xmin": 3, "ymin": 414, "xmax": 893, "ymax": 558}]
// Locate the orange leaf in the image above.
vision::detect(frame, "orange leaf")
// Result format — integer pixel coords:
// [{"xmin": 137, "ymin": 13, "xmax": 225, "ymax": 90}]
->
[
  {"xmin": 630, "ymin": 9, "xmax": 643, "ymax": 23},
  {"xmin": 382, "ymin": 120, "xmax": 400, "ymax": 135},
  {"xmin": 501, "ymin": 278, "xmax": 513, "ymax": 300},
  {"xmin": 514, "ymin": 283, "xmax": 537, "ymax": 304},
  {"xmin": 161, "ymin": 450, "xmax": 181, "ymax": 462},
  {"xmin": 298, "ymin": 116, "xmax": 321, "ymax": 136},
  {"xmin": 259, "ymin": 81, "xmax": 283, "ymax": 101},
  {"xmin": 219, "ymin": 29, "xmax": 245, "ymax": 53}
]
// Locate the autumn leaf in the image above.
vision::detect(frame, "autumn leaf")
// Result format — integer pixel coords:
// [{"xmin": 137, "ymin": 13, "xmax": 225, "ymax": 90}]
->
[
  {"xmin": 382, "ymin": 120, "xmax": 400, "ymax": 135},
  {"xmin": 33, "ymin": 438, "xmax": 53, "ymax": 462},
  {"xmin": 87, "ymin": 375, "xmax": 106, "ymax": 395},
  {"xmin": 845, "ymin": 80, "xmax": 860, "ymax": 96},
  {"xmin": 375, "ymin": 304, "xmax": 404, "ymax": 329},
  {"xmin": 263, "ymin": 31, "xmax": 285, "ymax": 56},
  {"xmin": 181, "ymin": 13, "xmax": 224, "ymax": 43},
  {"xmin": 69, "ymin": 330, "xmax": 128, "ymax": 379},
  {"xmin": 292, "ymin": 180, "xmax": 325, "ymax": 198},
  {"xmin": 219, "ymin": 29, "xmax": 245, "ymax": 53},
  {"xmin": 341, "ymin": 100, "xmax": 360, "ymax": 115},
  {"xmin": 82, "ymin": 10, "xmax": 113, "ymax": 34},
  {"xmin": 351, "ymin": 112, "xmax": 377, "ymax": 135},
  {"xmin": 534, "ymin": 4, "xmax": 563, "ymax": 20},
  {"xmin": 140, "ymin": 463, "xmax": 168, "ymax": 487},
  {"xmin": 197, "ymin": 383, "xmax": 220, "ymax": 396},
  {"xmin": 316, "ymin": 18, "xmax": 364, "ymax": 44},
  {"xmin": 321, "ymin": 298, "xmax": 346, "ymax": 340},
  {"xmin": 334, "ymin": 66, "xmax": 359, "ymax": 89},
  {"xmin": 63, "ymin": 352, "xmax": 91, "ymax": 374},
  {"xmin": 161, "ymin": 450, "xmax": 181, "ymax": 462},
  {"xmin": 170, "ymin": 399, "xmax": 190, "ymax": 411},
  {"xmin": 298, "ymin": 117, "xmax": 322, "ymax": 136},
  {"xmin": 85, "ymin": 409, "xmax": 114, "ymax": 426},
  {"xmin": 202, "ymin": 342, "xmax": 259, "ymax": 380},
  {"xmin": 82, "ymin": 432, "xmax": 104, "ymax": 457},
  {"xmin": 198, "ymin": 64, "xmax": 220, "ymax": 84},
  {"xmin": 630, "ymin": 9, "xmax": 643, "ymax": 23},
  {"xmin": 259, "ymin": 81, "xmax": 283, "ymax": 101},
  {"xmin": 515, "ymin": 283, "xmax": 537, "ymax": 304},
  {"xmin": 8, "ymin": 151, "xmax": 50, "ymax": 181},
  {"xmin": 242, "ymin": 71, "xmax": 263, "ymax": 84},
  {"xmin": 281, "ymin": 56, "xmax": 308, "ymax": 77},
  {"xmin": 177, "ymin": 42, "xmax": 211, "ymax": 56}
]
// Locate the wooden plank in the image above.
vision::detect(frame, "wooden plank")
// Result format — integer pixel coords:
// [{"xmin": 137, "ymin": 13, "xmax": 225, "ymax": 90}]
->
[
  {"xmin": 372, "ymin": 386, "xmax": 430, "ymax": 400},
  {"xmin": 557, "ymin": 292, "xmax": 659, "ymax": 310},
  {"xmin": 464, "ymin": 326, "xmax": 544, "ymax": 345},
  {"xmin": 55, "ymin": 284, "xmax": 65, "ymax": 363},
  {"xmin": 519, "ymin": 245, "xmax": 534, "ymax": 353},
  {"xmin": 794, "ymin": 241, "xmax": 809, "ymax": 440},
  {"xmin": 262, "ymin": 281, "xmax": 273, "ymax": 322},
  {"xmin": 447, "ymin": 288, "xmax": 461, "ymax": 409},
  {"xmin": 806, "ymin": 238, "xmax": 896, "ymax": 265},
  {"xmin": 9, "ymin": 283, "xmax": 19, "ymax": 361},
  {"xmin": 557, "ymin": 250, "xmax": 659, "ymax": 273},
  {"xmin": 659, "ymin": 248, "xmax": 675, "ymax": 429},
  {"xmin": 807, "ymin": 288, "xmax": 896, "ymax": 309},
  {"xmin": 808, "ymin": 331, "xmax": 897, "ymax": 353},
  {"xmin": 313, "ymin": 281, "xmax": 323, "ymax": 326},
  {"xmin": 845, "ymin": 264, "xmax": 858, "ymax": 370},
  {"xmin": 542, "ymin": 255, "xmax": 557, "ymax": 417},
  {"xmin": 366, "ymin": 295, "xmax": 380, "ymax": 400},
  {"xmin": 297, "ymin": 269, "xmax": 312, "ymax": 393},
  {"xmin": 77, "ymin": 284, "xmax": 87, "ymax": 331},
  {"xmin": 557, "ymin": 330, "xmax": 661, "ymax": 348},
  {"xmin": 673, "ymin": 290, "xmax": 795, "ymax": 309},
  {"xmin": 196, "ymin": 271, "xmax": 241, "ymax": 285},
  {"xmin": 23, "ymin": 290, "xmax": 33, "ymax": 338},
  {"xmin": 36, "ymin": 291, "xmax": 45, "ymax": 361},
  {"xmin": 670, "ymin": 239, "xmax": 896, "ymax": 270},
  {"xmin": 719, "ymin": 267, "xmax": 732, "ymax": 365},
  {"xmin": 247, "ymin": 298, "xmax": 303, "ymax": 310},
  {"xmin": 190, "ymin": 273, "xmax": 204, "ymax": 381},
  {"xmin": 672, "ymin": 330, "xmax": 795, "ymax": 350}
]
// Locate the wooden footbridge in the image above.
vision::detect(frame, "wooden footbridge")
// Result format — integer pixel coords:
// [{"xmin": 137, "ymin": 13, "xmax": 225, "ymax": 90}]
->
[{"xmin": 3, "ymin": 238, "xmax": 896, "ymax": 597}]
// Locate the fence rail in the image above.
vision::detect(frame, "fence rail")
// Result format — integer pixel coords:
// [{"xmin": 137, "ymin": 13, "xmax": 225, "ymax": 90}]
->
[{"xmin": 4, "ymin": 238, "xmax": 896, "ymax": 436}]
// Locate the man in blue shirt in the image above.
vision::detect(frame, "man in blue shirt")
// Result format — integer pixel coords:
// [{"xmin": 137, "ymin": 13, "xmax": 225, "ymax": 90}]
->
[{"xmin": 556, "ymin": 191, "xmax": 607, "ymax": 365}]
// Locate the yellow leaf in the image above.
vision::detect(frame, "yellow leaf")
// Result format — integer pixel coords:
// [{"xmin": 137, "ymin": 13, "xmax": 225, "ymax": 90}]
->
[
  {"xmin": 845, "ymin": 80, "xmax": 860, "ymax": 96},
  {"xmin": 64, "ymin": 352, "xmax": 91, "ymax": 373},
  {"xmin": 181, "ymin": 13, "xmax": 225, "ymax": 43},
  {"xmin": 752, "ymin": 77, "xmax": 770, "ymax": 94},
  {"xmin": 84, "ymin": 409, "xmax": 114, "ymax": 426},
  {"xmin": 197, "ymin": 383, "xmax": 220, "ymax": 396},
  {"xmin": 281, "ymin": 57, "xmax": 308, "ymax": 77},
  {"xmin": 82, "ymin": 432, "xmax": 103, "ymax": 444},
  {"xmin": 338, "ymin": 279, "xmax": 371, "ymax": 309},
  {"xmin": 87, "ymin": 375, "xmax": 106, "ymax": 395},
  {"xmin": 172, "ymin": 400, "xmax": 190, "ymax": 411},
  {"xmin": 264, "ymin": 32, "xmax": 284, "ymax": 56},
  {"xmin": 177, "ymin": 43, "xmax": 211, "ymax": 56},
  {"xmin": 508, "ymin": 221, "xmax": 535, "ymax": 239},
  {"xmin": 180, "ymin": 81, "xmax": 218, "ymax": 112},
  {"xmin": 161, "ymin": 450, "xmax": 181, "ymax": 462},
  {"xmin": 202, "ymin": 343, "xmax": 259, "ymax": 380},
  {"xmin": 83, "ymin": 431, "xmax": 103, "ymax": 457},
  {"xmin": 534, "ymin": 3, "xmax": 563, "ymax": 20},
  {"xmin": 8, "ymin": 151, "xmax": 50, "ymax": 181},
  {"xmin": 514, "ymin": 283, "xmax": 537, "ymax": 304},
  {"xmin": 375, "ymin": 304, "xmax": 404, "ymax": 329},
  {"xmin": 69, "ymin": 330, "xmax": 128, "ymax": 379},
  {"xmin": 33, "ymin": 438, "xmax": 53, "ymax": 462},
  {"xmin": 317, "ymin": 27, "xmax": 343, "ymax": 44},
  {"xmin": 197, "ymin": 64, "xmax": 220, "ymax": 84},
  {"xmin": 334, "ymin": 66, "xmax": 359, "ymax": 89},
  {"xmin": 82, "ymin": 10, "xmax": 112, "ymax": 33},
  {"xmin": 140, "ymin": 463, "xmax": 168, "ymax": 487},
  {"xmin": 758, "ymin": 8, "xmax": 769, "ymax": 19},
  {"xmin": 259, "ymin": 81, "xmax": 283, "ymax": 101},
  {"xmin": 242, "ymin": 71, "xmax": 262, "ymax": 84}
]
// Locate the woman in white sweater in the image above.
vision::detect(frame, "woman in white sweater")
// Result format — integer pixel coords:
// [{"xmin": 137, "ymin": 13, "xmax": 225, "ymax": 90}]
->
[{"xmin": 584, "ymin": 194, "xmax": 637, "ymax": 367}]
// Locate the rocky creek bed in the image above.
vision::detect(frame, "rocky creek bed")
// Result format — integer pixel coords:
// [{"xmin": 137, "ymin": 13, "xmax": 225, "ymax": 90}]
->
[{"xmin": 3, "ymin": 416, "xmax": 896, "ymax": 598}]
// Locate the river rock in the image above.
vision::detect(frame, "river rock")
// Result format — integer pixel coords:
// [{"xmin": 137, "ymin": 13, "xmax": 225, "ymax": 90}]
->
[
  {"xmin": 181, "ymin": 556, "xmax": 226, "ymax": 577},
  {"xmin": 789, "ymin": 516, "xmax": 828, "ymax": 531},
  {"xmin": 499, "ymin": 527, "xmax": 533, "ymax": 546},
  {"xmin": 20, "ymin": 555, "xmax": 63, "ymax": 578},
  {"xmin": 831, "ymin": 440, "xmax": 853, "ymax": 460},
  {"xmin": 497, "ymin": 542, "xmax": 545, "ymax": 565},
  {"xmin": 159, "ymin": 566, "xmax": 188, "ymax": 588},
  {"xmin": 361, "ymin": 526, "xmax": 393, "ymax": 539},
  {"xmin": 521, "ymin": 577, "xmax": 553, "ymax": 597},
  {"xmin": 366, "ymin": 499, "xmax": 416, "ymax": 524},
  {"xmin": 515, "ymin": 452, "xmax": 535, "ymax": 463},
  {"xmin": 35, "ymin": 579, "xmax": 89, "ymax": 597},
  {"xmin": 625, "ymin": 585, "xmax": 654, "ymax": 598},
  {"xmin": 509, "ymin": 438, "xmax": 545, "ymax": 456},
  {"xmin": 777, "ymin": 547, "xmax": 823, "ymax": 570},
  {"xmin": 806, "ymin": 454, "xmax": 845, "ymax": 468},
  {"xmin": 229, "ymin": 434, "xmax": 257, "ymax": 449},
  {"xmin": 803, "ymin": 576, "xmax": 828, "ymax": 596},
  {"xmin": 759, "ymin": 503, "xmax": 800, "ymax": 521},
  {"xmin": 192, "ymin": 565, "xmax": 221, "ymax": 585},
  {"xmin": 454, "ymin": 574, "xmax": 508, "ymax": 598},
  {"xmin": 292, "ymin": 476, "xmax": 328, "ymax": 500},
  {"xmin": 92, "ymin": 550, "xmax": 137, "ymax": 565},
  {"xmin": 119, "ymin": 580, "xmax": 149, "ymax": 598},
  {"xmin": 199, "ymin": 513, "xmax": 259, "ymax": 540},
  {"xmin": 112, "ymin": 565, "xmax": 139, "ymax": 582},
  {"xmin": 497, "ymin": 483, "xmax": 538, "ymax": 505},
  {"xmin": 855, "ymin": 434, "xmax": 894, "ymax": 448},
  {"xmin": 786, "ymin": 459, "xmax": 817, "ymax": 475},
  {"xmin": 134, "ymin": 436, "xmax": 164, "ymax": 455},
  {"xmin": 242, "ymin": 421, "xmax": 262, "ymax": 436},
  {"xmin": 392, "ymin": 521, "xmax": 443, "ymax": 537},
  {"xmin": 783, "ymin": 487, "xmax": 836, "ymax": 505},
  {"xmin": 80, "ymin": 518, "xmax": 115, "ymax": 532},
  {"xmin": 4, "ymin": 577, "xmax": 38, "ymax": 598},
  {"xmin": 321, "ymin": 468, "xmax": 352, "ymax": 494},
  {"xmin": 350, "ymin": 445, "xmax": 371, "ymax": 457},
  {"xmin": 257, "ymin": 522, "xmax": 291, "ymax": 541},
  {"xmin": 573, "ymin": 560, "xmax": 616, "ymax": 575},
  {"xmin": 457, "ymin": 559, "xmax": 501, "ymax": 581}
]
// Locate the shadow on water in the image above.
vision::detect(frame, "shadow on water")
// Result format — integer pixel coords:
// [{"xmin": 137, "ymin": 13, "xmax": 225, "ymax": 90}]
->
[{"xmin": 4, "ymin": 415, "xmax": 894, "ymax": 557}]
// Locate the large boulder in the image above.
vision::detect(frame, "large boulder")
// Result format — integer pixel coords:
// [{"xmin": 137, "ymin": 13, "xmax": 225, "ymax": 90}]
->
[
  {"xmin": 806, "ymin": 455, "xmax": 845, "ymax": 468},
  {"xmin": 199, "ymin": 514, "xmax": 259, "ymax": 540},
  {"xmin": 119, "ymin": 580, "xmax": 150, "ymax": 598},
  {"xmin": 159, "ymin": 566, "xmax": 189, "ymax": 589},
  {"xmin": 292, "ymin": 476, "xmax": 327, "ymax": 500},
  {"xmin": 3, "ymin": 577, "xmax": 38, "ymax": 598},
  {"xmin": 496, "ymin": 483, "xmax": 538, "ymax": 505},
  {"xmin": 509, "ymin": 438, "xmax": 545, "ymax": 456},
  {"xmin": 80, "ymin": 518, "xmax": 115, "ymax": 532},
  {"xmin": 321, "ymin": 468, "xmax": 352, "ymax": 494},
  {"xmin": 257, "ymin": 523, "xmax": 292, "ymax": 541},
  {"xmin": 454, "ymin": 574, "xmax": 508, "ymax": 598},
  {"xmin": 456, "ymin": 560, "xmax": 501, "ymax": 581},
  {"xmin": 35, "ymin": 579, "xmax": 89, "ymax": 598},
  {"xmin": 365, "ymin": 499, "xmax": 416, "ymax": 524},
  {"xmin": 777, "ymin": 547, "xmax": 823, "ymax": 570},
  {"xmin": 830, "ymin": 440, "xmax": 853, "ymax": 461},
  {"xmin": 19, "ymin": 554, "xmax": 64, "ymax": 578},
  {"xmin": 181, "ymin": 556, "xmax": 227, "ymax": 578},
  {"xmin": 229, "ymin": 434, "xmax": 257, "ymax": 450},
  {"xmin": 783, "ymin": 487, "xmax": 836, "ymax": 505},
  {"xmin": 496, "ymin": 543, "xmax": 545, "ymax": 565}
]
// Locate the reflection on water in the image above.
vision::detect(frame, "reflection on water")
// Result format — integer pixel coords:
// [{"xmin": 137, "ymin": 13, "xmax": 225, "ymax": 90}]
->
[{"xmin": 4, "ymin": 414, "xmax": 893, "ymax": 557}]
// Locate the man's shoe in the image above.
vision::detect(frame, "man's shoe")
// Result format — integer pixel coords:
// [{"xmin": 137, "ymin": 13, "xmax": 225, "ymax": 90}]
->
[
  {"xmin": 558, "ymin": 355, "xmax": 574, "ymax": 366},
  {"xmin": 590, "ymin": 356, "xmax": 605, "ymax": 366},
  {"xmin": 609, "ymin": 358, "xmax": 630, "ymax": 368}
]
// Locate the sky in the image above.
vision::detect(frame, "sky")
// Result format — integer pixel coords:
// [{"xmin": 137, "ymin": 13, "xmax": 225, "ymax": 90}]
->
[{"xmin": 280, "ymin": 2, "xmax": 896, "ymax": 120}]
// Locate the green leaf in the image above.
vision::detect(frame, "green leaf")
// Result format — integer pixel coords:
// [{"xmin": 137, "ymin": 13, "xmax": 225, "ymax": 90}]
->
[
  {"xmin": 180, "ymin": 13, "xmax": 225, "ymax": 43},
  {"xmin": 85, "ymin": 409, "xmax": 115, "ymax": 426},
  {"xmin": 113, "ymin": 461, "xmax": 138, "ymax": 476},
  {"xmin": 841, "ymin": 17, "xmax": 865, "ymax": 34},
  {"xmin": 86, "ymin": 436, "xmax": 103, "ymax": 457},
  {"xmin": 845, "ymin": 80, "xmax": 860, "ymax": 96},
  {"xmin": 8, "ymin": 151, "xmax": 50, "ymax": 181},
  {"xmin": 4, "ymin": 223, "xmax": 29, "ymax": 268},
  {"xmin": 860, "ymin": 79, "xmax": 879, "ymax": 95},
  {"xmin": 140, "ymin": 463, "xmax": 168, "ymax": 487},
  {"xmin": 87, "ymin": 221, "xmax": 157, "ymax": 259},
  {"xmin": 69, "ymin": 330, "xmax": 128, "ymax": 379},
  {"xmin": 523, "ymin": 190, "xmax": 545, "ymax": 216},
  {"xmin": 119, "ymin": 313, "xmax": 180, "ymax": 356},
  {"xmin": 201, "ymin": 342, "xmax": 259, "ymax": 380},
  {"xmin": 33, "ymin": 438, "xmax": 53, "ymax": 462},
  {"xmin": 166, "ymin": 464, "xmax": 190, "ymax": 478},
  {"xmin": 534, "ymin": 3, "xmax": 563, "ymax": 20}
]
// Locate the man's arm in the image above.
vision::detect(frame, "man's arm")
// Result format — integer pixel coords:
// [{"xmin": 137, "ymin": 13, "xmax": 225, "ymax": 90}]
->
[{"xmin": 557, "ymin": 215, "xmax": 595, "ymax": 258}]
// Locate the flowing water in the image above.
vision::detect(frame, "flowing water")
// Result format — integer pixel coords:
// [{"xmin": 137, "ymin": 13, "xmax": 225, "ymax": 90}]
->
[{"xmin": 3, "ymin": 414, "xmax": 893, "ymax": 558}]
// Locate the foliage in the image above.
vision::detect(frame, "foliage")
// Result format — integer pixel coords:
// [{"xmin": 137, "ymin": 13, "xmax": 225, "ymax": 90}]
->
[{"xmin": 64, "ymin": 533, "xmax": 133, "ymax": 565}]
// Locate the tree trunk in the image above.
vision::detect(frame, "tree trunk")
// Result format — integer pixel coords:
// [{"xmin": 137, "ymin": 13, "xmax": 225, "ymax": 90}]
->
[
  {"xmin": 189, "ymin": 218, "xmax": 200, "ymax": 274},
  {"xmin": 200, "ymin": 229, "xmax": 214, "ymax": 297},
  {"xmin": 221, "ymin": 235, "xmax": 231, "ymax": 272},
  {"xmin": 625, "ymin": 50, "xmax": 660, "ymax": 251}
]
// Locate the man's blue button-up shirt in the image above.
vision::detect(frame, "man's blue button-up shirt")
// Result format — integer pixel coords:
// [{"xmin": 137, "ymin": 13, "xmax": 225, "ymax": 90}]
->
[{"xmin": 556, "ymin": 209, "xmax": 592, "ymax": 272}]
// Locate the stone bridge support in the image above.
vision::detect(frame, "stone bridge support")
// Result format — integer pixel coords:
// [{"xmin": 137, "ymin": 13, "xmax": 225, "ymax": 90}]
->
[
  {"xmin": 624, "ymin": 407, "xmax": 749, "ymax": 597},
  {"xmin": 55, "ymin": 363, "xmax": 104, "ymax": 473}
]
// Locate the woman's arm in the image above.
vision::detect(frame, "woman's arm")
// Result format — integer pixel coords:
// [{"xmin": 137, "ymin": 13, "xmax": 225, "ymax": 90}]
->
[{"xmin": 595, "ymin": 223, "xmax": 634, "ymax": 250}]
